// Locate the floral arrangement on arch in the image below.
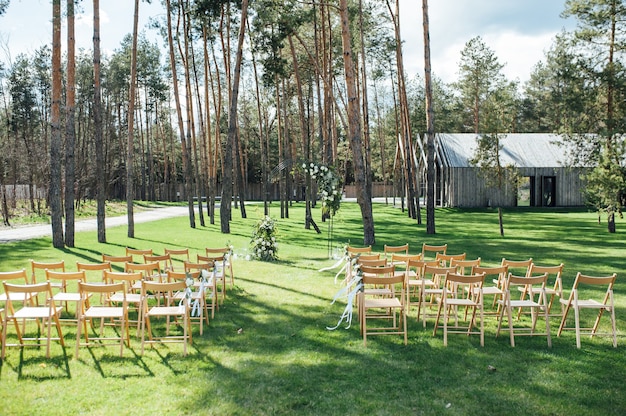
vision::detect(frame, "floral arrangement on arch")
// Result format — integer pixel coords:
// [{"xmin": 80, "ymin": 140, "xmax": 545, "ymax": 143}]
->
[
  {"xmin": 250, "ymin": 216, "xmax": 278, "ymax": 261},
  {"xmin": 302, "ymin": 162, "xmax": 343, "ymax": 217}
]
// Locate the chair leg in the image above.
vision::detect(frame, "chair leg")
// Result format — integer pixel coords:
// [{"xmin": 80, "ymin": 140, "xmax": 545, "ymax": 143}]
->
[
  {"xmin": 574, "ymin": 302, "xmax": 581, "ymax": 349},
  {"xmin": 507, "ymin": 304, "xmax": 515, "ymax": 347}
]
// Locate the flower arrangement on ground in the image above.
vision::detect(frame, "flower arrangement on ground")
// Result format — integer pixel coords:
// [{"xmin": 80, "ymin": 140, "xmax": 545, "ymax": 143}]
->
[
  {"xmin": 250, "ymin": 216, "xmax": 278, "ymax": 261},
  {"xmin": 302, "ymin": 162, "xmax": 343, "ymax": 217}
]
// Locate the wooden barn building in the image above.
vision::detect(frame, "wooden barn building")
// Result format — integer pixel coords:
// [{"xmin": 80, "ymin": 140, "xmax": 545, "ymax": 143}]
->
[{"xmin": 417, "ymin": 133, "xmax": 588, "ymax": 208}]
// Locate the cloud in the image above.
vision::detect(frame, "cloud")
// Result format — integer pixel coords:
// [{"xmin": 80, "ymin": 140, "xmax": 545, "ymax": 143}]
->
[{"xmin": 398, "ymin": 0, "xmax": 574, "ymax": 85}]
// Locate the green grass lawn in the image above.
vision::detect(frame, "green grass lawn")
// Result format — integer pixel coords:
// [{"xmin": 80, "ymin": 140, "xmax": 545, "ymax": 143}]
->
[{"xmin": 0, "ymin": 201, "xmax": 624, "ymax": 415}]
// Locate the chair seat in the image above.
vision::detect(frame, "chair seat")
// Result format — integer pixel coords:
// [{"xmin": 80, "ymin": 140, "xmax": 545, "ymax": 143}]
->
[
  {"xmin": 13, "ymin": 306, "xmax": 63, "ymax": 319},
  {"xmin": 507, "ymin": 299, "xmax": 542, "ymax": 308},
  {"xmin": 363, "ymin": 288, "xmax": 393, "ymax": 296},
  {"xmin": 110, "ymin": 293, "xmax": 141, "ymax": 303},
  {"xmin": 53, "ymin": 293, "xmax": 82, "ymax": 302},
  {"xmin": 560, "ymin": 298, "xmax": 606, "ymax": 308},
  {"xmin": 364, "ymin": 298, "xmax": 402, "ymax": 309},
  {"xmin": 173, "ymin": 291, "xmax": 204, "ymax": 301},
  {"xmin": 147, "ymin": 305, "xmax": 187, "ymax": 316},
  {"xmin": 84, "ymin": 306, "xmax": 125, "ymax": 319},
  {"xmin": 476, "ymin": 286, "xmax": 502, "ymax": 296},
  {"xmin": 0, "ymin": 293, "xmax": 32, "ymax": 302},
  {"xmin": 446, "ymin": 298, "xmax": 478, "ymax": 307}
]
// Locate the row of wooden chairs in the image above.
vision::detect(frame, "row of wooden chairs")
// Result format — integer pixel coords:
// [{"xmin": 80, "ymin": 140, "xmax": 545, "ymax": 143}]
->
[
  {"xmin": 0, "ymin": 246, "xmax": 236, "ymax": 358},
  {"xmin": 346, "ymin": 244, "xmax": 617, "ymax": 348},
  {"xmin": 1, "ymin": 278, "xmax": 195, "ymax": 359}
]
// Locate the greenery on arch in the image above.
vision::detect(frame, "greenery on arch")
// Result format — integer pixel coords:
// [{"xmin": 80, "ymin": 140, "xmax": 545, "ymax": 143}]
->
[{"xmin": 301, "ymin": 162, "xmax": 343, "ymax": 217}]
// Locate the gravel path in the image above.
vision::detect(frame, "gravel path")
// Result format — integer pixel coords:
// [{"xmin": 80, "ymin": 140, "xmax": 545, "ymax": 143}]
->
[{"xmin": 0, "ymin": 206, "xmax": 189, "ymax": 243}]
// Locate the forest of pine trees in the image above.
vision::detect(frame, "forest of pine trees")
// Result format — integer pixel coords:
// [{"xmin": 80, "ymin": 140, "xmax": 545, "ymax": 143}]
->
[{"xmin": 1, "ymin": 0, "xmax": 626, "ymax": 240}]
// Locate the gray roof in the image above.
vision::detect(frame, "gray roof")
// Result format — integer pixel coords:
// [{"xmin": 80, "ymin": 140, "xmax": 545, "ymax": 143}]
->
[{"xmin": 436, "ymin": 133, "xmax": 569, "ymax": 168}]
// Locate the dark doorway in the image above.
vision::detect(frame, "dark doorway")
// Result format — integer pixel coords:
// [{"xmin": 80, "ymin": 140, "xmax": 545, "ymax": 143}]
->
[{"xmin": 542, "ymin": 176, "xmax": 556, "ymax": 207}]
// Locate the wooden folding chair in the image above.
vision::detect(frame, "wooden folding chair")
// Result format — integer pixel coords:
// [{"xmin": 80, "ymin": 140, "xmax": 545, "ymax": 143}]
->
[
  {"xmin": 421, "ymin": 243, "xmax": 447, "ymax": 260},
  {"xmin": 497, "ymin": 273, "xmax": 551, "ymax": 347},
  {"xmin": 436, "ymin": 252, "xmax": 466, "ymax": 267},
  {"xmin": 75, "ymin": 281, "xmax": 129, "ymax": 358},
  {"xmin": 125, "ymin": 247, "xmax": 153, "ymax": 263},
  {"xmin": 2, "ymin": 281, "xmax": 65, "ymax": 359},
  {"xmin": 168, "ymin": 270, "xmax": 212, "ymax": 333},
  {"xmin": 164, "ymin": 248, "xmax": 190, "ymax": 271},
  {"xmin": 433, "ymin": 272, "xmax": 486, "ymax": 346},
  {"xmin": 557, "ymin": 272, "xmax": 617, "ymax": 348},
  {"xmin": 45, "ymin": 269, "xmax": 87, "ymax": 322},
  {"xmin": 206, "ymin": 247, "xmax": 235, "ymax": 287},
  {"xmin": 140, "ymin": 280, "xmax": 192, "ymax": 356},
  {"xmin": 359, "ymin": 266, "xmax": 407, "ymax": 346},
  {"xmin": 77, "ymin": 261, "xmax": 112, "ymax": 283},
  {"xmin": 102, "ymin": 254, "xmax": 133, "ymax": 271}
]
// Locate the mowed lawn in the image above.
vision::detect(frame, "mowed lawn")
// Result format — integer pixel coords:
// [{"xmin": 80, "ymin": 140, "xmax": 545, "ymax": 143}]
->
[{"xmin": 0, "ymin": 201, "xmax": 624, "ymax": 415}]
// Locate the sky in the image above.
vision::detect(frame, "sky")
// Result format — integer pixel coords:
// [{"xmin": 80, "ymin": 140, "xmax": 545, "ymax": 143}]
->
[{"xmin": 0, "ymin": 0, "xmax": 577, "ymax": 85}]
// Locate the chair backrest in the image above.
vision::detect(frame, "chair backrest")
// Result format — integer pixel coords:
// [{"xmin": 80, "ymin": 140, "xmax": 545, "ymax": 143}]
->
[
  {"xmin": 472, "ymin": 265, "xmax": 509, "ymax": 287},
  {"xmin": 78, "ymin": 281, "xmax": 126, "ymax": 303},
  {"xmin": 143, "ymin": 254, "xmax": 173, "ymax": 274},
  {"xmin": 165, "ymin": 247, "xmax": 190, "ymax": 257},
  {"xmin": 501, "ymin": 258, "xmax": 533, "ymax": 277},
  {"xmin": 141, "ymin": 280, "xmax": 187, "ymax": 306},
  {"xmin": 451, "ymin": 258, "xmax": 481, "ymax": 275},
  {"xmin": 361, "ymin": 266, "xmax": 404, "ymax": 287},
  {"xmin": 436, "ymin": 252, "xmax": 466, "ymax": 267},
  {"xmin": 102, "ymin": 255, "xmax": 133, "ymax": 271},
  {"xmin": 103, "ymin": 270, "xmax": 143, "ymax": 288},
  {"xmin": 184, "ymin": 261, "xmax": 213, "ymax": 273},
  {"xmin": 444, "ymin": 272, "xmax": 486, "ymax": 292},
  {"xmin": 124, "ymin": 262, "xmax": 161, "ymax": 280},
  {"xmin": 504, "ymin": 272, "xmax": 549, "ymax": 298},
  {"xmin": 45, "ymin": 270, "xmax": 84, "ymax": 295},
  {"xmin": 360, "ymin": 264, "xmax": 395, "ymax": 278},
  {"xmin": 205, "ymin": 247, "xmax": 230, "ymax": 256},
  {"xmin": 126, "ymin": 247, "xmax": 153, "ymax": 262},
  {"xmin": 0, "ymin": 269, "xmax": 29, "ymax": 284},
  {"xmin": 30, "ymin": 260, "xmax": 65, "ymax": 283},
  {"xmin": 421, "ymin": 243, "xmax": 447, "ymax": 260},
  {"xmin": 529, "ymin": 263, "xmax": 564, "ymax": 290},
  {"xmin": 390, "ymin": 253, "xmax": 422, "ymax": 266},
  {"xmin": 346, "ymin": 245, "xmax": 372, "ymax": 259},
  {"xmin": 3, "ymin": 281, "xmax": 54, "ymax": 302},
  {"xmin": 164, "ymin": 248, "xmax": 190, "ymax": 268},
  {"xmin": 423, "ymin": 265, "xmax": 457, "ymax": 286},
  {"xmin": 167, "ymin": 270, "xmax": 201, "ymax": 283},
  {"xmin": 76, "ymin": 262, "xmax": 112, "ymax": 282},
  {"xmin": 198, "ymin": 254, "xmax": 225, "ymax": 263},
  {"xmin": 565, "ymin": 272, "xmax": 617, "ymax": 303},
  {"xmin": 356, "ymin": 258, "xmax": 387, "ymax": 268},
  {"xmin": 384, "ymin": 243, "xmax": 409, "ymax": 258},
  {"xmin": 406, "ymin": 259, "xmax": 439, "ymax": 279},
  {"xmin": 355, "ymin": 253, "xmax": 380, "ymax": 262}
]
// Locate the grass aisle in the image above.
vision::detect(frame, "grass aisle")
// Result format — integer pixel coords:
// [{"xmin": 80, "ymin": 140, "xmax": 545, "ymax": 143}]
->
[{"xmin": 0, "ymin": 202, "xmax": 624, "ymax": 415}]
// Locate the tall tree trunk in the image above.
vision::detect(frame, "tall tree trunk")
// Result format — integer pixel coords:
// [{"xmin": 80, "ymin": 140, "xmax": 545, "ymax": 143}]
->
[
  {"xmin": 166, "ymin": 0, "xmax": 195, "ymax": 228},
  {"xmin": 126, "ymin": 0, "xmax": 139, "ymax": 238},
  {"xmin": 64, "ymin": 0, "xmax": 76, "ymax": 247},
  {"xmin": 288, "ymin": 35, "xmax": 313, "ymax": 228},
  {"xmin": 339, "ymin": 0, "xmax": 374, "ymax": 245},
  {"xmin": 248, "ymin": 20, "xmax": 269, "ymax": 215},
  {"xmin": 94, "ymin": 0, "xmax": 106, "ymax": 242},
  {"xmin": 423, "ymin": 0, "xmax": 436, "ymax": 234},
  {"xmin": 359, "ymin": 0, "xmax": 373, "ymax": 214},
  {"xmin": 387, "ymin": 0, "xmax": 416, "ymax": 220},
  {"xmin": 221, "ymin": 0, "xmax": 248, "ymax": 233},
  {"xmin": 50, "ymin": 0, "xmax": 64, "ymax": 248}
]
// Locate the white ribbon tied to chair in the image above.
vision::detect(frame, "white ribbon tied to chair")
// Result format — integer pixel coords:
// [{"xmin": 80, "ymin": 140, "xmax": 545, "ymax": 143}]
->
[
  {"xmin": 191, "ymin": 269, "xmax": 213, "ymax": 318},
  {"xmin": 326, "ymin": 272, "xmax": 363, "ymax": 330},
  {"xmin": 319, "ymin": 255, "xmax": 353, "ymax": 284}
]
